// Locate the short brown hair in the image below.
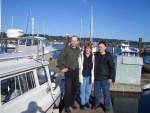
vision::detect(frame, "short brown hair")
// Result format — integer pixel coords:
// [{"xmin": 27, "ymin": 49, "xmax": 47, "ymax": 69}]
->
[
  {"xmin": 72, "ymin": 35, "xmax": 79, "ymax": 41},
  {"xmin": 84, "ymin": 42, "xmax": 92, "ymax": 53}
]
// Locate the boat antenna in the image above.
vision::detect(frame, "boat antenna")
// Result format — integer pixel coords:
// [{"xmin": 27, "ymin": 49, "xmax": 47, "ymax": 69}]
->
[
  {"xmin": 11, "ymin": 16, "xmax": 13, "ymax": 29},
  {"xmin": 0, "ymin": 0, "xmax": 2, "ymax": 37},
  {"xmin": 25, "ymin": 10, "xmax": 31, "ymax": 35},
  {"xmin": 43, "ymin": 20, "xmax": 45, "ymax": 38},
  {"xmin": 79, "ymin": 18, "xmax": 82, "ymax": 47},
  {"xmin": 90, "ymin": 6, "xmax": 93, "ymax": 44}
]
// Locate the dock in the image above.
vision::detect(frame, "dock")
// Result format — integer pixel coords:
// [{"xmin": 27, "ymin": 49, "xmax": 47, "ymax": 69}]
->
[
  {"xmin": 49, "ymin": 59, "xmax": 150, "ymax": 113},
  {"xmin": 49, "ymin": 59, "xmax": 114, "ymax": 113},
  {"xmin": 61, "ymin": 91, "xmax": 114, "ymax": 113}
]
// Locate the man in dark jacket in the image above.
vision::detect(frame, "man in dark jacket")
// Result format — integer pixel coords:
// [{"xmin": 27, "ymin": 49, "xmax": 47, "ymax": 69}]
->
[
  {"xmin": 92, "ymin": 41, "xmax": 114, "ymax": 113},
  {"xmin": 57, "ymin": 35, "xmax": 81, "ymax": 113}
]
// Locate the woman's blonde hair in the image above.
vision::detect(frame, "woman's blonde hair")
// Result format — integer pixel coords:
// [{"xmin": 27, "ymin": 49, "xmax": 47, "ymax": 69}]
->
[{"xmin": 84, "ymin": 42, "xmax": 92, "ymax": 53}]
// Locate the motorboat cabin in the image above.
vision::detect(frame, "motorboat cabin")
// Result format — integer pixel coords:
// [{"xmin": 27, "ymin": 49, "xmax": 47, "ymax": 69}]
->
[
  {"xmin": 17, "ymin": 36, "xmax": 57, "ymax": 61},
  {"xmin": 118, "ymin": 41, "xmax": 139, "ymax": 56}
]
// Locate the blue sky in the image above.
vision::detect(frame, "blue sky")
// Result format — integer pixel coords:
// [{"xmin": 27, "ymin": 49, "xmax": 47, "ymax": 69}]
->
[{"xmin": 1, "ymin": 0, "xmax": 150, "ymax": 42}]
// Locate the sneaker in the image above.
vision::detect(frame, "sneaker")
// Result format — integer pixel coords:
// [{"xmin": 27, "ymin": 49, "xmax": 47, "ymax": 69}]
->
[
  {"xmin": 85, "ymin": 103, "xmax": 90, "ymax": 108},
  {"xmin": 71, "ymin": 103, "xmax": 77, "ymax": 110},
  {"xmin": 80, "ymin": 105, "xmax": 84, "ymax": 110},
  {"xmin": 65, "ymin": 107, "xmax": 71, "ymax": 113},
  {"xmin": 92, "ymin": 105, "xmax": 99, "ymax": 110}
]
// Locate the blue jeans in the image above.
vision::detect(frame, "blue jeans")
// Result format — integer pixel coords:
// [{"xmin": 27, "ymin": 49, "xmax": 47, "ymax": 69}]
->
[
  {"xmin": 80, "ymin": 76, "xmax": 92, "ymax": 105},
  {"xmin": 94, "ymin": 79, "xmax": 110, "ymax": 109}
]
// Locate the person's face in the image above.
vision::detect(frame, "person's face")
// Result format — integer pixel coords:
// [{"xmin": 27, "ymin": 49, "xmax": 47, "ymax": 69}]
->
[
  {"xmin": 98, "ymin": 44, "xmax": 106, "ymax": 53},
  {"xmin": 71, "ymin": 37, "xmax": 78, "ymax": 47},
  {"xmin": 85, "ymin": 47, "xmax": 92, "ymax": 54}
]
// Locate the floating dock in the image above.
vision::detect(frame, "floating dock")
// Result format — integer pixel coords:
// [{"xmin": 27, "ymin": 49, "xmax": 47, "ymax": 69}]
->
[
  {"xmin": 49, "ymin": 59, "xmax": 114, "ymax": 113},
  {"xmin": 49, "ymin": 59, "xmax": 150, "ymax": 113},
  {"xmin": 61, "ymin": 91, "xmax": 114, "ymax": 113}
]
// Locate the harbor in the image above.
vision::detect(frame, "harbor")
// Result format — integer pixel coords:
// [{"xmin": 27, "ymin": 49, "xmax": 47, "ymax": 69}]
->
[
  {"xmin": 0, "ymin": 41, "xmax": 150, "ymax": 112},
  {"xmin": 0, "ymin": 41, "xmax": 150, "ymax": 113},
  {"xmin": 0, "ymin": 0, "xmax": 150, "ymax": 113}
]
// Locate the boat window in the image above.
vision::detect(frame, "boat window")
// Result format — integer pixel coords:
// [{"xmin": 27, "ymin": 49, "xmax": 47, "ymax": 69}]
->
[
  {"xmin": 26, "ymin": 72, "xmax": 36, "ymax": 89},
  {"xmin": 36, "ymin": 67, "xmax": 48, "ymax": 85},
  {"xmin": 33, "ymin": 39, "xmax": 39, "ymax": 46},
  {"xmin": 43, "ymin": 39, "xmax": 51, "ymax": 47},
  {"xmin": 1, "ymin": 71, "xmax": 36, "ymax": 104},
  {"xmin": 19, "ymin": 39, "xmax": 26, "ymax": 45},
  {"xmin": 19, "ymin": 74, "xmax": 28, "ymax": 93},
  {"xmin": 1, "ymin": 76, "xmax": 20, "ymax": 104},
  {"xmin": 26, "ymin": 39, "xmax": 32, "ymax": 46}
]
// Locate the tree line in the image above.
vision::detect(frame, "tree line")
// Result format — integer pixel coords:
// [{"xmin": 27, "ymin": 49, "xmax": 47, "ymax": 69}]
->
[{"xmin": 0, "ymin": 32, "xmax": 150, "ymax": 47}]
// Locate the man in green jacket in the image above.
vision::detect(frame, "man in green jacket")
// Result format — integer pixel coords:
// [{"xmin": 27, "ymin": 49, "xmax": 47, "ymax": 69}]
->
[{"xmin": 57, "ymin": 35, "xmax": 81, "ymax": 113}]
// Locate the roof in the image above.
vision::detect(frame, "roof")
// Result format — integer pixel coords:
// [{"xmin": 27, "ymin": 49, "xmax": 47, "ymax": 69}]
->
[
  {"xmin": 0, "ymin": 53, "xmax": 31, "ymax": 61},
  {"xmin": 0, "ymin": 53, "xmax": 49, "ymax": 77}
]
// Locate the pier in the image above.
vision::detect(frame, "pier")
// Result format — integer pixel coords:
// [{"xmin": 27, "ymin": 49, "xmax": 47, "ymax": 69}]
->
[
  {"xmin": 49, "ymin": 59, "xmax": 150, "ymax": 113},
  {"xmin": 61, "ymin": 91, "xmax": 114, "ymax": 113},
  {"xmin": 49, "ymin": 59, "xmax": 114, "ymax": 113}
]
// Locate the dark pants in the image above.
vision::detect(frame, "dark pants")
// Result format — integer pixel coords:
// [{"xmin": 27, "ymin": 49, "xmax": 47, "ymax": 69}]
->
[{"xmin": 64, "ymin": 68, "xmax": 79, "ymax": 108}]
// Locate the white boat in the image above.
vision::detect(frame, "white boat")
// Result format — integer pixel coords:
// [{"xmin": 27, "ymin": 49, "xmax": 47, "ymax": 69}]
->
[
  {"xmin": 0, "ymin": 29, "xmax": 20, "ymax": 49},
  {"xmin": 6, "ymin": 29, "xmax": 24, "ymax": 38},
  {"xmin": 118, "ymin": 41, "xmax": 139, "ymax": 56},
  {"xmin": 0, "ymin": 53, "xmax": 64, "ymax": 113},
  {"xmin": 17, "ymin": 36, "xmax": 57, "ymax": 61}
]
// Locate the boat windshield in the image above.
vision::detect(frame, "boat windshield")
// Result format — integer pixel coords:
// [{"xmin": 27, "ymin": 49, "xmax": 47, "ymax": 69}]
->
[
  {"xmin": 19, "ymin": 39, "xmax": 26, "ymax": 45},
  {"xmin": 123, "ymin": 41, "xmax": 129, "ymax": 45},
  {"xmin": 43, "ymin": 39, "xmax": 51, "ymax": 47}
]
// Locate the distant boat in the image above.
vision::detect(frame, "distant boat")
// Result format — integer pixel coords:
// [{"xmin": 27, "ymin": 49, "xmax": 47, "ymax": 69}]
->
[
  {"xmin": 0, "ymin": 29, "xmax": 24, "ymax": 49},
  {"xmin": 118, "ymin": 41, "xmax": 139, "ymax": 56},
  {"xmin": 142, "ymin": 46, "xmax": 150, "ymax": 72},
  {"xmin": 6, "ymin": 29, "xmax": 24, "ymax": 38},
  {"xmin": 0, "ymin": 53, "xmax": 64, "ymax": 113},
  {"xmin": 4, "ymin": 29, "xmax": 57, "ymax": 60}
]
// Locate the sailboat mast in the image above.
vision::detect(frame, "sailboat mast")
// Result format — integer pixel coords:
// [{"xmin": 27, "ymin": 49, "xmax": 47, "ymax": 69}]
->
[
  {"xmin": 90, "ymin": 6, "xmax": 93, "ymax": 43},
  {"xmin": 11, "ymin": 16, "xmax": 13, "ymax": 29},
  {"xmin": 37, "ymin": 24, "xmax": 39, "ymax": 36},
  {"xmin": 31, "ymin": 18, "xmax": 35, "ymax": 36},
  {"xmin": 43, "ymin": 20, "xmax": 45, "ymax": 38},
  {"xmin": 0, "ymin": 0, "xmax": 2, "ymax": 36},
  {"xmin": 79, "ymin": 18, "xmax": 82, "ymax": 44}
]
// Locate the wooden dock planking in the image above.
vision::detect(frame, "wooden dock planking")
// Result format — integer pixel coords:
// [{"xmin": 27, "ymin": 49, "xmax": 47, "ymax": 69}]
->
[
  {"xmin": 141, "ymin": 74, "xmax": 150, "ymax": 87},
  {"xmin": 110, "ymin": 83, "xmax": 142, "ymax": 93},
  {"xmin": 61, "ymin": 91, "xmax": 114, "ymax": 113},
  {"xmin": 141, "ymin": 74, "xmax": 150, "ymax": 80}
]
